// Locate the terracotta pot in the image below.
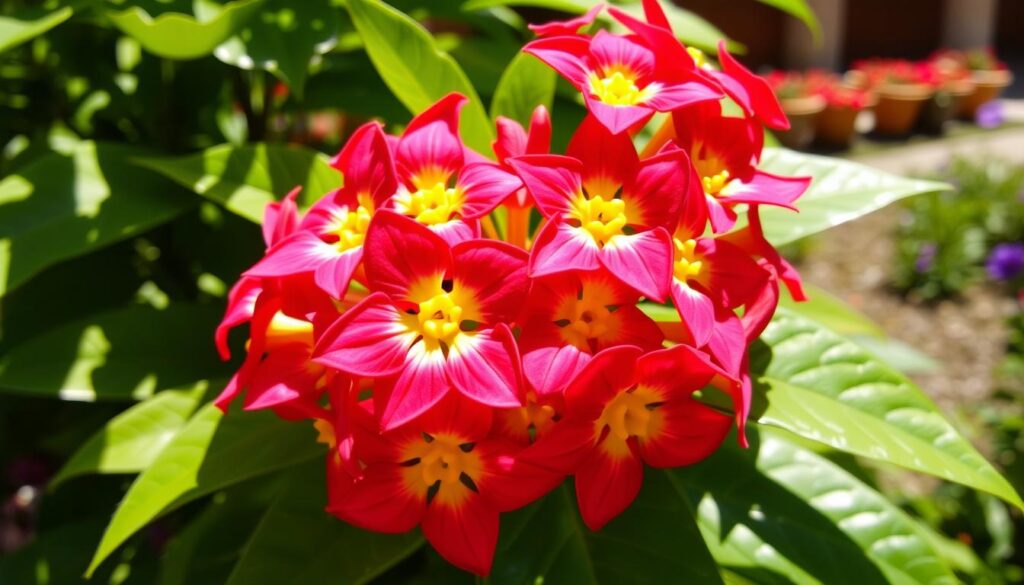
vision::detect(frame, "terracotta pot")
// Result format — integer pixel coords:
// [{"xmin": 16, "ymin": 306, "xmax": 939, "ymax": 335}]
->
[
  {"xmin": 873, "ymin": 83, "xmax": 934, "ymax": 137},
  {"xmin": 775, "ymin": 95, "xmax": 826, "ymax": 150},
  {"xmin": 918, "ymin": 80, "xmax": 972, "ymax": 134},
  {"xmin": 843, "ymin": 70, "xmax": 870, "ymax": 90},
  {"xmin": 815, "ymin": 104, "xmax": 860, "ymax": 148},
  {"xmin": 959, "ymin": 69, "xmax": 1013, "ymax": 120}
]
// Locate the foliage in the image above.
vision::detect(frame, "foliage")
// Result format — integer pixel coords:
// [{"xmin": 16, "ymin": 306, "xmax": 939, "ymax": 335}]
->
[
  {"xmin": 0, "ymin": 0, "xmax": 1014, "ymax": 583},
  {"xmin": 893, "ymin": 158, "xmax": 1024, "ymax": 300}
]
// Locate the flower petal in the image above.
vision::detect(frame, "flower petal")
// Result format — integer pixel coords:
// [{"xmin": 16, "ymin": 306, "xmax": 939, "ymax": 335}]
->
[
  {"xmin": 508, "ymin": 154, "xmax": 582, "ymax": 218},
  {"xmin": 621, "ymin": 148, "xmax": 688, "ymax": 231},
  {"xmin": 456, "ymin": 162, "xmax": 523, "ymax": 219},
  {"xmin": 330, "ymin": 121, "xmax": 398, "ymax": 207},
  {"xmin": 529, "ymin": 221, "xmax": 601, "ymax": 277},
  {"xmin": 575, "ymin": 439, "xmax": 643, "ymax": 531},
  {"xmin": 215, "ymin": 277, "xmax": 262, "ymax": 360},
  {"xmin": 523, "ymin": 35, "xmax": 591, "ymax": 88},
  {"xmin": 422, "ymin": 491, "xmax": 499, "ymax": 576},
  {"xmin": 644, "ymin": 79, "xmax": 723, "ymax": 112},
  {"xmin": 521, "ymin": 324, "xmax": 594, "ymax": 397},
  {"xmin": 327, "ymin": 464, "xmax": 424, "ymax": 533},
  {"xmin": 671, "ymin": 280, "xmax": 716, "ymax": 347},
  {"xmin": 583, "ymin": 95, "xmax": 653, "ymax": 135},
  {"xmin": 600, "ymin": 228, "xmax": 673, "ymax": 302},
  {"xmin": 720, "ymin": 169, "xmax": 809, "ymax": 211},
  {"xmin": 313, "ymin": 292, "xmax": 414, "ymax": 378},
  {"xmin": 397, "ymin": 93, "xmax": 467, "ymax": 181},
  {"xmin": 379, "ymin": 344, "xmax": 451, "ymax": 430},
  {"xmin": 363, "ymin": 210, "xmax": 452, "ymax": 301},
  {"xmin": 716, "ymin": 41, "xmax": 790, "ymax": 130},
  {"xmin": 567, "ymin": 114, "xmax": 638, "ymax": 198},
  {"xmin": 447, "ymin": 324, "xmax": 523, "ymax": 408},
  {"xmin": 563, "ymin": 345, "xmax": 642, "ymax": 420},
  {"xmin": 245, "ymin": 231, "xmax": 337, "ymax": 279},
  {"xmin": 528, "ymin": 3, "xmax": 603, "ymax": 37},
  {"xmin": 637, "ymin": 397, "xmax": 732, "ymax": 468},
  {"xmin": 313, "ymin": 247, "xmax": 362, "ymax": 300},
  {"xmin": 451, "ymin": 239, "xmax": 529, "ymax": 324}
]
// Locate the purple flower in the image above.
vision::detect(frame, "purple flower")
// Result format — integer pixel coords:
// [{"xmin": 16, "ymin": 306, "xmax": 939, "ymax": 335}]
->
[
  {"xmin": 915, "ymin": 242, "xmax": 938, "ymax": 273},
  {"xmin": 976, "ymin": 100, "xmax": 1005, "ymax": 128},
  {"xmin": 987, "ymin": 243, "xmax": 1024, "ymax": 281}
]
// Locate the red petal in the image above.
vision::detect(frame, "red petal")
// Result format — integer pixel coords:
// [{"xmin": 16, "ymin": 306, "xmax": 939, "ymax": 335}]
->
[
  {"xmin": 451, "ymin": 239, "xmax": 529, "ymax": 324},
  {"xmin": 575, "ymin": 441, "xmax": 643, "ymax": 531},
  {"xmin": 245, "ymin": 231, "xmax": 336, "ymax": 279},
  {"xmin": 563, "ymin": 345, "xmax": 642, "ymax": 420},
  {"xmin": 313, "ymin": 292, "xmax": 413, "ymax": 378},
  {"xmin": 379, "ymin": 344, "xmax": 451, "ymax": 430},
  {"xmin": 583, "ymin": 96, "xmax": 654, "ymax": 135},
  {"xmin": 567, "ymin": 115, "xmax": 638, "ymax": 198},
  {"xmin": 363, "ymin": 210, "xmax": 452, "ymax": 301},
  {"xmin": 493, "ymin": 117, "xmax": 528, "ymax": 162},
  {"xmin": 262, "ymin": 187, "xmax": 301, "ymax": 247},
  {"xmin": 215, "ymin": 277, "xmax": 261, "ymax": 360},
  {"xmin": 523, "ymin": 36, "xmax": 591, "ymax": 88},
  {"xmin": 330, "ymin": 121, "xmax": 398, "ymax": 207},
  {"xmin": 422, "ymin": 492, "xmax": 499, "ymax": 576},
  {"xmin": 721, "ymin": 170, "xmax": 809, "ymax": 211},
  {"xmin": 328, "ymin": 465, "xmax": 424, "ymax": 533},
  {"xmin": 600, "ymin": 228, "xmax": 673, "ymax": 302},
  {"xmin": 716, "ymin": 41, "xmax": 790, "ymax": 130},
  {"xmin": 622, "ymin": 148, "xmax": 688, "ymax": 231},
  {"xmin": 644, "ymin": 80, "xmax": 723, "ymax": 112},
  {"xmin": 589, "ymin": 30, "xmax": 655, "ymax": 81},
  {"xmin": 313, "ymin": 247, "xmax": 362, "ymax": 300},
  {"xmin": 507, "ymin": 154, "xmax": 582, "ymax": 218},
  {"xmin": 529, "ymin": 221, "xmax": 601, "ymax": 277},
  {"xmin": 637, "ymin": 396, "xmax": 732, "ymax": 468},
  {"xmin": 671, "ymin": 280, "xmax": 716, "ymax": 347},
  {"xmin": 476, "ymin": 438, "xmax": 564, "ymax": 512},
  {"xmin": 521, "ymin": 324, "xmax": 594, "ymax": 397},
  {"xmin": 526, "ymin": 105, "xmax": 552, "ymax": 154},
  {"xmin": 447, "ymin": 325, "xmax": 523, "ymax": 408},
  {"xmin": 528, "ymin": 3, "xmax": 603, "ymax": 37},
  {"xmin": 397, "ymin": 93, "xmax": 467, "ymax": 180},
  {"xmin": 456, "ymin": 162, "xmax": 522, "ymax": 219}
]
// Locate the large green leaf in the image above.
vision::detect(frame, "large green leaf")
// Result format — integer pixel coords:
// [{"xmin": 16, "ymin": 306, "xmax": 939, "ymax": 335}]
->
[
  {"xmin": 490, "ymin": 475, "xmax": 723, "ymax": 584},
  {"xmin": 680, "ymin": 430, "xmax": 958, "ymax": 585},
  {"xmin": 748, "ymin": 308, "xmax": 1023, "ymax": 510},
  {"xmin": 346, "ymin": 0, "xmax": 494, "ymax": 155},
  {"xmin": 756, "ymin": 0, "xmax": 819, "ymax": 38},
  {"xmin": 0, "ymin": 141, "xmax": 193, "ymax": 297},
  {"xmin": 0, "ymin": 5, "xmax": 72, "ymax": 54},
  {"xmin": 0, "ymin": 304, "xmax": 226, "ymax": 401},
  {"xmin": 212, "ymin": 0, "xmax": 340, "ymax": 92},
  {"xmin": 226, "ymin": 461, "xmax": 423, "ymax": 585},
  {"xmin": 107, "ymin": 0, "xmax": 263, "ymax": 60},
  {"xmin": 756, "ymin": 148, "xmax": 950, "ymax": 246},
  {"xmin": 87, "ymin": 404, "xmax": 324, "ymax": 576},
  {"xmin": 135, "ymin": 143, "xmax": 341, "ymax": 223},
  {"xmin": 50, "ymin": 382, "xmax": 209, "ymax": 488},
  {"xmin": 489, "ymin": 51, "xmax": 556, "ymax": 126}
]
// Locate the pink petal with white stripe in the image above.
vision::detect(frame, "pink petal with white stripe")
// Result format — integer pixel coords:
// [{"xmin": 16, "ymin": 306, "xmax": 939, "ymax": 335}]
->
[
  {"xmin": 313, "ymin": 292, "xmax": 414, "ymax": 377},
  {"xmin": 600, "ymin": 228, "xmax": 673, "ymax": 302},
  {"xmin": 529, "ymin": 221, "xmax": 601, "ymax": 277},
  {"xmin": 456, "ymin": 162, "xmax": 523, "ymax": 219},
  {"xmin": 379, "ymin": 344, "xmax": 451, "ymax": 430},
  {"xmin": 508, "ymin": 155, "xmax": 582, "ymax": 218},
  {"xmin": 447, "ymin": 324, "xmax": 523, "ymax": 408}
]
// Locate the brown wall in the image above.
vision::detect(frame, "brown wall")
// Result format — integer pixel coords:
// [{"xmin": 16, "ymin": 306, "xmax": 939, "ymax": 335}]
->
[
  {"xmin": 996, "ymin": 0, "xmax": 1024, "ymax": 58},
  {"xmin": 842, "ymin": 0, "xmax": 944, "ymax": 65}
]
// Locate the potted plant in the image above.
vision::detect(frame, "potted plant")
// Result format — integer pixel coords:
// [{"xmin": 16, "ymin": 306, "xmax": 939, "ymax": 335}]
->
[
  {"xmin": 918, "ymin": 57, "xmax": 974, "ymax": 134},
  {"xmin": 806, "ymin": 70, "xmax": 875, "ymax": 148},
  {"xmin": 765, "ymin": 70, "xmax": 826, "ymax": 149},
  {"xmin": 947, "ymin": 48, "xmax": 1014, "ymax": 120},
  {"xmin": 853, "ymin": 59, "xmax": 938, "ymax": 137}
]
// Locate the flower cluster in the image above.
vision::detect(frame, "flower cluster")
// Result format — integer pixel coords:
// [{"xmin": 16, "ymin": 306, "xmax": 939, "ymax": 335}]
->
[{"xmin": 214, "ymin": 0, "xmax": 810, "ymax": 575}]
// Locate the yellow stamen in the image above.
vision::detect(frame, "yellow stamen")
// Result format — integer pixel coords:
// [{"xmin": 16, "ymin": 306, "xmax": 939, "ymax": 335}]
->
[
  {"xmin": 570, "ymin": 193, "xmax": 628, "ymax": 247},
  {"xmin": 393, "ymin": 181, "xmax": 464, "ymax": 226},
  {"xmin": 701, "ymin": 170, "xmax": 731, "ymax": 197},
  {"xmin": 417, "ymin": 293, "xmax": 464, "ymax": 345},
  {"xmin": 333, "ymin": 193, "xmax": 374, "ymax": 252},
  {"xmin": 687, "ymin": 47, "xmax": 707, "ymax": 69},
  {"xmin": 673, "ymin": 238, "xmax": 703, "ymax": 282},
  {"xmin": 314, "ymin": 419, "xmax": 337, "ymax": 449},
  {"xmin": 264, "ymin": 311, "xmax": 314, "ymax": 351},
  {"xmin": 595, "ymin": 385, "xmax": 664, "ymax": 444},
  {"xmin": 588, "ymin": 68, "xmax": 653, "ymax": 106},
  {"xmin": 400, "ymin": 432, "xmax": 483, "ymax": 507}
]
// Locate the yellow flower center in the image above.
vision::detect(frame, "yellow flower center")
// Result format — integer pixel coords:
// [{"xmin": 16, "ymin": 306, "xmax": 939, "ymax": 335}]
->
[
  {"xmin": 673, "ymin": 238, "xmax": 703, "ymax": 282},
  {"xmin": 333, "ymin": 194, "xmax": 374, "ymax": 252},
  {"xmin": 687, "ymin": 47, "xmax": 707, "ymax": 68},
  {"xmin": 393, "ymin": 181, "xmax": 464, "ymax": 226},
  {"xmin": 588, "ymin": 69, "xmax": 652, "ymax": 106},
  {"xmin": 313, "ymin": 418, "xmax": 336, "ymax": 449},
  {"xmin": 400, "ymin": 432, "xmax": 483, "ymax": 507},
  {"xmin": 417, "ymin": 292, "xmax": 463, "ymax": 345},
  {"xmin": 263, "ymin": 311, "xmax": 314, "ymax": 351},
  {"xmin": 570, "ymin": 193, "xmax": 628, "ymax": 247},
  {"xmin": 596, "ymin": 385, "xmax": 664, "ymax": 442},
  {"xmin": 701, "ymin": 170, "xmax": 731, "ymax": 197}
]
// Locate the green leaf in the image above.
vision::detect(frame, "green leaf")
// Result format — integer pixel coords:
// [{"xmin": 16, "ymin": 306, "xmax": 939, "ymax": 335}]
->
[
  {"xmin": 87, "ymin": 404, "xmax": 324, "ymax": 576},
  {"xmin": 680, "ymin": 429, "xmax": 958, "ymax": 585},
  {"xmin": 756, "ymin": 0, "xmax": 819, "ymax": 38},
  {"xmin": 346, "ymin": 0, "xmax": 494, "ymax": 154},
  {"xmin": 756, "ymin": 148, "xmax": 950, "ymax": 246},
  {"xmin": 0, "ymin": 304, "xmax": 226, "ymax": 401},
  {"xmin": 778, "ymin": 284, "xmax": 885, "ymax": 339},
  {"xmin": 50, "ymin": 383, "xmax": 209, "ymax": 489},
  {"xmin": 0, "ymin": 141, "xmax": 193, "ymax": 297},
  {"xmin": 107, "ymin": 0, "xmax": 264, "ymax": 60},
  {"xmin": 135, "ymin": 143, "xmax": 341, "ymax": 223},
  {"xmin": 491, "ymin": 476, "xmax": 723, "ymax": 584},
  {"xmin": 0, "ymin": 5, "xmax": 72, "ymax": 54},
  {"xmin": 226, "ymin": 461, "xmax": 423, "ymax": 585},
  {"xmin": 749, "ymin": 308, "xmax": 1023, "ymax": 510},
  {"xmin": 212, "ymin": 0, "xmax": 340, "ymax": 92},
  {"xmin": 489, "ymin": 51, "xmax": 556, "ymax": 126}
]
